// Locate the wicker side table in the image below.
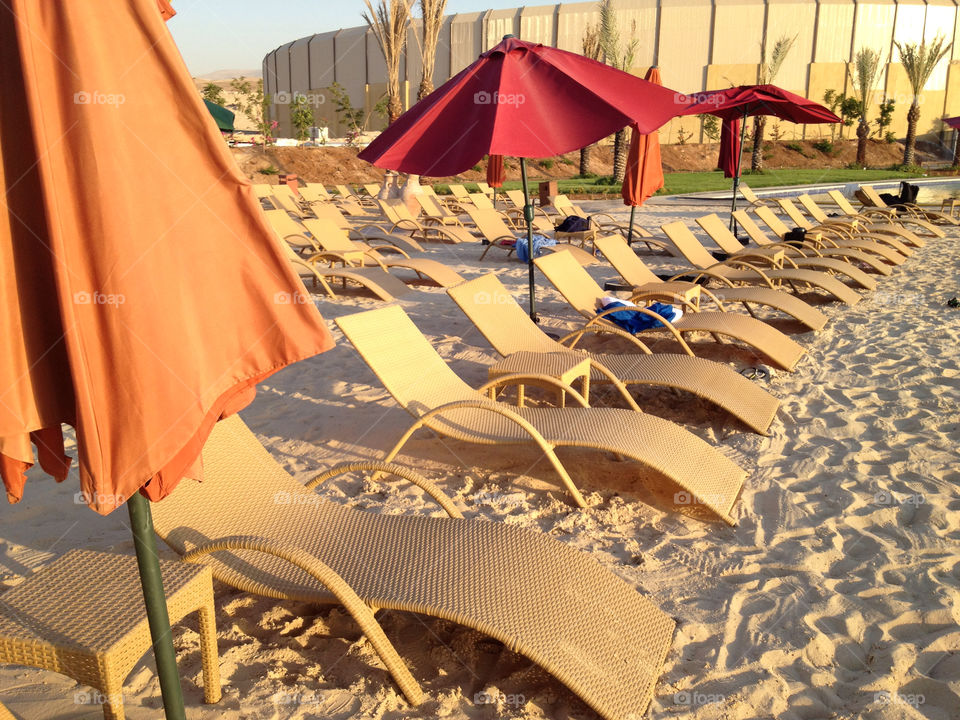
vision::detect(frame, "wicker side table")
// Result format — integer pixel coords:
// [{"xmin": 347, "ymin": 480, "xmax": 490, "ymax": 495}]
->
[
  {"xmin": 487, "ymin": 351, "xmax": 591, "ymax": 407},
  {"xmin": 0, "ymin": 549, "xmax": 221, "ymax": 720}
]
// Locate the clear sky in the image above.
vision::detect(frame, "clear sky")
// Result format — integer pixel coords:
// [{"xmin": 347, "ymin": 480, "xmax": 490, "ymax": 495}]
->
[{"xmin": 168, "ymin": 0, "xmax": 525, "ymax": 77}]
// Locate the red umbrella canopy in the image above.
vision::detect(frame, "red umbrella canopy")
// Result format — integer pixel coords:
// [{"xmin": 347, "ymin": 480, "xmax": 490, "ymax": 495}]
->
[
  {"xmin": 486, "ymin": 154, "xmax": 506, "ymax": 188},
  {"xmin": 0, "ymin": 0, "xmax": 335, "ymax": 513},
  {"xmin": 717, "ymin": 118, "xmax": 742, "ymax": 178},
  {"xmin": 944, "ymin": 116, "xmax": 960, "ymax": 129},
  {"xmin": 359, "ymin": 36, "xmax": 688, "ymax": 176},
  {"xmin": 679, "ymin": 84, "xmax": 840, "ymax": 124}
]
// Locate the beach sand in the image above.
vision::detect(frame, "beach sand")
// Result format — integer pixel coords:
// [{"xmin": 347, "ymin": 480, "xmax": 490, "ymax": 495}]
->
[{"xmin": 2, "ymin": 198, "xmax": 959, "ymax": 719}]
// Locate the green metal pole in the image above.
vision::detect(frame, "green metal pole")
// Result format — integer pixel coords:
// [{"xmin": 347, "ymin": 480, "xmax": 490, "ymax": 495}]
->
[
  {"xmin": 520, "ymin": 157, "xmax": 537, "ymax": 322},
  {"xmin": 627, "ymin": 205, "xmax": 636, "ymax": 244},
  {"xmin": 127, "ymin": 492, "xmax": 187, "ymax": 720},
  {"xmin": 730, "ymin": 111, "xmax": 749, "ymax": 236}
]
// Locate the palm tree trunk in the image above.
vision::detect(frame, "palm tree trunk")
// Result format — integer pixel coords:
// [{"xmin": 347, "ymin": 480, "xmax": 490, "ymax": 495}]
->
[
  {"xmin": 856, "ymin": 120, "xmax": 869, "ymax": 167},
  {"xmin": 580, "ymin": 144, "xmax": 593, "ymax": 176},
  {"xmin": 418, "ymin": 78, "xmax": 433, "ymax": 102},
  {"xmin": 612, "ymin": 129, "xmax": 627, "ymax": 182},
  {"xmin": 903, "ymin": 101, "xmax": 920, "ymax": 166},
  {"xmin": 751, "ymin": 116, "xmax": 766, "ymax": 172}
]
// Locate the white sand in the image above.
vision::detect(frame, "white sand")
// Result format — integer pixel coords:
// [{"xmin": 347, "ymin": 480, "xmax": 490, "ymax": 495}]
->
[{"xmin": 2, "ymin": 198, "xmax": 959, "ymax": 719}]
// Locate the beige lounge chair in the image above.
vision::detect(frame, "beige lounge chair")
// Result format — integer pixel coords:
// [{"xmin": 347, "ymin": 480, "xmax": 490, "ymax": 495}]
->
[
  {"xmin": 414, "ymin": 193, "xmax": 466, "ymax": 226},
  {"xmin": 796, "ymin": 193, "xmax": 928, "ymax": 247},
  {"xmin": 595, "ymin": 233, "xmax": 828, "ymax": 332},
  {"xmin": 738, "ymin": 183, "xmax": 777, "ymax": 207},
  {"xmin": 659, "ymin": 220, "xmax": 863, "ymax": 305},
  {"xmin": 534, "ymin": 250, "xmax": 807, "ymax": 371},
  {"xmin": 448, "ymin": 273, "xmax": 781, "ymax": 434},
  {"xmin": 827, "ymin": 189, "xmax": 945, "ymax": 238},
  {"xmin": 857, "ymin": 184, "xmax": 959, "ymax": 226},
  {"xmin": 336, "ymin": 304, "xmax": 746, "ymax": 522},
  {"xmin": 309, "ymin": 202, "xmax": 425, "ymax": 254},
  {"xmin": 379, "ymin": 199, "xmax": 477, "ymax": 244},
  {"xmin": 150, "ymin": 415, "xmax": 677, "ymax": 720},
  {"xmin": 296, "ymin": 184, "xmax": 331, "ymax": 203},
  {"xmin": 476, "ymin": 181, "xmax": 495, "ymax": 195},
  {"xmin": 447, "ymin": 184, "xmax": 472, "ymax": 203},
  {"xmin": 729, "ymin": 210, "xmax": 894, "ymax": 277},
  {"xmin": 300, "ymin": 218, "xmax": 465, "ymax": 288},
  {"xmin": 468, "ymin": 207, "xmax": 599, "ymax": 265},
  {"xmin": 284, "ymin": 243, "xmax": 413, "ymax": 301},
  {"xmin": 468, "ymin": 192, "xmax": 495, "ymax": 210},
  {"xmin": 755, "ymin": 204, "xmax": 906, "ymax": 272},
  {"xmin": 705, "ymin": 210, "xmax": 886, "ymax": 287},
  {"xmin": 553, "ymin": 195, "xmax": 669, "ymax": 253},
  {"xmin": 774, "ymin": 197, "xmax": 915, "ymax": 258},
  {"xmin": 335, "ymin": 184, "xmax": 378, "ymax": 209}
]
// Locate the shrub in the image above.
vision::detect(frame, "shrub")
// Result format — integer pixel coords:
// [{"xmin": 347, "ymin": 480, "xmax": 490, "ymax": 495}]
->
[
  {"xmin": 540, "ymin": 159, "xmax": 555, "ymax": 169},
  {"xmin": 785, "ymin": 141, "xmax": 804, "ymax": 153},
  {"xmin": 258, "ymin": 165, "xmax": 279, "ymax": 175},
  {"xmin": 884, "ymin": 131, "xmax": 897, "ymax": 144},
  {"xmin": 813, "ymin": 139, "xmax": 834, "ymax": 154}
]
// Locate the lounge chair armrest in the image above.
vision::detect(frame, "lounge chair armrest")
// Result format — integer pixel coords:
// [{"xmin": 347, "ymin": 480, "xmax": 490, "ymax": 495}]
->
[
  {"xmin": 478, "ymin": 372, "xmax": 590, "ymax": 408},
  {"xmin": 305, "ymin": 251, "xmax": 361, "ymax": 268},
  {"xmin": 287, "ymin": 258, "xmax": 336, "ymax": 298},
  {"xmin": 181, "ymin": 535, "xmax": 424, "ymax": 706},
  {"xmin": 732, "ymin": 251, "xmax": 783, "ymax": 268},
  {"xmin": 712, "ymin": 259, "xmax": 779, "ymax": 288},
  {"xmin": 557, "ymin": 325, "xmax": 653, "ymax": 353},
  {"xmin": 585, "ymin": 307, "xmax": 695, "ymax": 356},
  {"xmin": 364, "ymin": 243, "xmax": 411, "ymax": 259},
  {"xmin": 305, "ymin": 461, "xmax": 462, "ymax": 518},
  {"xmin": 628, "ymin": 290, "xmax": 708, "ymax": 314}
]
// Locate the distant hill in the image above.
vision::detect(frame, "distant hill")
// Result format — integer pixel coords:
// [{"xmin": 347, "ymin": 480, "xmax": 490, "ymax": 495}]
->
[{"xmin": 197, "ymin": 68, "xmax": 261, "ymax": 81}]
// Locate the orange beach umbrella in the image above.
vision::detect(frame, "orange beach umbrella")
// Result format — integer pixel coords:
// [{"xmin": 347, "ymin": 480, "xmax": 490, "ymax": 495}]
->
[
  {"xmin": 0, "ymin": 1, "xmax": 334, "ymax": 716},
  {"xmin": 621, "ymin": 67, "xmax": 666, "ymax": 243}
]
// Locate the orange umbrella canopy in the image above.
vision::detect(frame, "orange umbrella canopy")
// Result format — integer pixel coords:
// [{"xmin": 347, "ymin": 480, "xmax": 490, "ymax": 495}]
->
[
  {"xmin": 621, "ymin": 67, "xmax": 665, "ymax": 207},
  {"xmin": 486, "ymin": 154, "xmax": 505, "ymax": 188},
  {"xmin": 0, "ymin": 0, "xmax": 334, "ymax": 513}
]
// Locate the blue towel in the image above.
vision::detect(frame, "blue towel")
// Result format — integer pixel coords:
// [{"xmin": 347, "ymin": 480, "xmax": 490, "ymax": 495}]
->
[
  {"xmin": 515, "ymin": 234, "xmax": 556, "ymax": 263},
  {"xmin": 598, "ymin": 299, "xmax": 679, "ymax": 333}
]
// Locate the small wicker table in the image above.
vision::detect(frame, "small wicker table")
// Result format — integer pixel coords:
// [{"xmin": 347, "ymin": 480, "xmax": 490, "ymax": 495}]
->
[
  {"xmin": 487, "ymin": 351, "xmax": 591, "ymax": 407},
  {"xmin": 0, "ymin": 549, "xmax": 221, "ymax": 720},
  {"xmin": 940, "ymin": 198, "xmax": 959, "ymax": 217}
]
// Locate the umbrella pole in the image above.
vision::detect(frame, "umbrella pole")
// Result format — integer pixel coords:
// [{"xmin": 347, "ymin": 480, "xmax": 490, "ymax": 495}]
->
[
  {"xmin": 730, "ymin": 112, "xmax": 749, "ymax": 237},
  {"xmin": 627, "ymin": 206, "xmax": 636, "ymax": 244},
  {"xmin": 128, "ymin": 492, "xmax": 187, "ymax": 720},
  {"xmin": 520, "ymin": 157, "xmax": 537, "ymax": 322}
]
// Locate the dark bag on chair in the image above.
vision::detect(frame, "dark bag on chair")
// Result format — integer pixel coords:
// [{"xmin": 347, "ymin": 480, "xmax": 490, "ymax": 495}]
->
[
  {"xmin": 555, "ymin": 215, "xmax": 591, "ymax": 233},
  {"xmin": 783, "ymin": 228, "xmax": 807, "ymax": 246}
]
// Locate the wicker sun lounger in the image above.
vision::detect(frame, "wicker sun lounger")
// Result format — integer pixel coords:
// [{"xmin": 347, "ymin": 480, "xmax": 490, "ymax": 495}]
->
[
  {"xmin": 795, "ymin": 193, "xmax": 929, "ymax": 247},
  {"xmin": 308, "ymin": 203, "xmax": 425, "ymax": 254},
  {"xmin": 150, "ymin": 415, "xmax": 677, "ymax": 720},
  {"xmin": 773, "ymin": 198, "xmax": 916, "ymax": 258},
  {"xmin": 378, "ymin": 199, "xmax": 477, "ymax": 244},
  {"xmin": 468, "ymin": 208, "xmax": 600, "ymax": 265},
  {"xmin": 729, "ymin": 210, "xmax": 894, "ymax": 277},
  {"xmin": 285, "ymin": 244, "xmax": 413, "ymax": 301},
  {"xmin": 336, "ymin": 305, "xmax": 746, "ymax": 522},
  {"xmin": 704, "ymin": 210, "xmax": 889, "ymax": 285},
  {"xmin": 857, "ymin": 184, "xmax": 959, "ymax": 226},
  {"xmin": 299, "ymin": 218, "xmax": 465, "ymax": 288},
  {"xmin": 658, "ymin": 220, "xmax": 863, "ymax": 306},
  {"xmin": 594, "ymin": 233, "xmax": 828, "ymax": 331},
  {"xmin": 448, "ymin": 273, "xmax": 781, "ymax": 434},
  {"xmin": 534, "ymin": 250, "xmax": 807, "ymax": 371},
  {"xmin": 827, "ymin": 189, "xmax": 946, "ymax": 238}
]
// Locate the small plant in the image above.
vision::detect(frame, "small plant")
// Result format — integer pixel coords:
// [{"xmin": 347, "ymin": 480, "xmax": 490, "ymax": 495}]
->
[
  {"xmin": 785, "ymin": 141, "xmax": 804, "ymax": 154},
  {"xmin": 574, "ymin": 172, "xmax": 599, "ymax": 180},
  {"xmin": 875, "ymin": 99, "xmax": 896, "ymax": 139},
  {"xmin": 471, "ymin": 163, "xmax": 483, "ymax": 172},
  {"xmin": 230, "ymin": 76, "xmax": 272, "ymax": 146},
  {"xmin": 540, "ymin": 159, "xmax": 555, "ymax": 169},
  {"xmin": 289, "ymin": 93, "xmax": 315, "ymax": 142},
  {"xmin": 595, "ymin": 175, "xmax": 618, "ymax": 186},
  {"xmin": 813, "ymin": 138, "xmax": 834, "ymax": 154},
  {"xmin": 201, "ymin": 82, "xmax": 225, "ymax": 105},
  {"xmin": 769, "ymin": 123, "xmax": 785, "ymax": 142},
  {"xmin": 890, "ymin": 162, "xmax": 923, "ymax": 173},
  {"xmin": 560, "ymin": 156, "xmax": 575, "ymax": 165},
  {"xmin": 823, "ymin": 89, "xmax": 860, "ymax": 138},
  {"xmin": 699, "ymin": 114, "xmax": 720, "ymax": 142},
  {"xmin": 676, "ymin": 126, "xmax": 693, "ymax": 145},
  {"xmin": 885, "ymin": 130, "xmax": 897, "ymax": 144},
  {"xmin": 258, "ymin": 165, "xmax": 280, "ymax": 175}
]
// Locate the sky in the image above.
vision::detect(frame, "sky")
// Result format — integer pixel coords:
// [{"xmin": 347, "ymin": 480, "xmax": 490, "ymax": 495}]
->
[{"xmin": 168, "ymin": 0, "xmax": 525, "ymax": 77}]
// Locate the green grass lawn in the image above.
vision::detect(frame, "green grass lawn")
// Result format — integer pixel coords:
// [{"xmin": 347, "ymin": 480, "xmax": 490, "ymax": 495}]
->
[{"xmin": 435, "ymin": 167, "xmax": 923, "ymax": 198}]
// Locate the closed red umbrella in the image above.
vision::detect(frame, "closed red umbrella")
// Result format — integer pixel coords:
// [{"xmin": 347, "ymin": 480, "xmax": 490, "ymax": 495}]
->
[
  {"xmin": 679, "ymin": 85, "xmax": 840, "ymax": 230},
  {"xmin": 1, "ymin": 1, "xmax": 334, "ymax": 716},
  {"xmin": 486, "ymin": 154, "xmax": 505, "ymax": 208},
  {"xmin": 360, "ymin": 36, "xmax": 688, "ymax": 318},
  {"xmin": 621, "ymin": 67, "xmax": 666, "ymax": 243},
  {"xmin": 717, "ymin": 117, "xmax": 741, "ymax": 178}
]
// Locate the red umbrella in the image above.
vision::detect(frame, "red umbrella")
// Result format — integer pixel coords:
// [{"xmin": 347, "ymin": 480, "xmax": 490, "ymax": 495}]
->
[
  {"xmin": 679, "ymin": 84, "xmax": 840, "ymax": 230},
  {"xmin": 945, "ymin": 116, "xmax": 960, "ymax": 128},
  {"xmin": 360, "ymin": 36, "xmax": 687, "ymax": 318},
  {"xmin": 621, "ymin": 67, "xmax": 666, "ymax": 243},
  {"xmin": 717, "ymin": 117, "xmax": 741, "ymax": 178},
  {"xmin": 1, "ymin": 1, "xmax": 334, "ymax": 716}
]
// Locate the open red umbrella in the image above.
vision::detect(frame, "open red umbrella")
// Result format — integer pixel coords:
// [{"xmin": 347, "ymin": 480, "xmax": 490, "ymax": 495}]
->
[
  {"xmin": 1, "ymin": 1, "xmax": 334, "ymax": 716},
  {"xmin": 360, "ymin": 35, "xmax": 688, "ymax": 318},
  {"xmin": 679, "ymin": 84, "xmax": 840, "ymax": 231},
  {"xmin": 621, "ymin": 67, "xmax": 666, "ymax": 243}
]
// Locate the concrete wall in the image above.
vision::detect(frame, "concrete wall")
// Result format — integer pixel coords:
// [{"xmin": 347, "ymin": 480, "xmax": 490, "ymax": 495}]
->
[{"xmin": 264, "ymin": 0, "xmax": 960, "ymax": 153}]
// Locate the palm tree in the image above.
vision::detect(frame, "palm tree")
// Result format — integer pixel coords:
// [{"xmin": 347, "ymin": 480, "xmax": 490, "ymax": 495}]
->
[
  {"xmin": 417, "ymin": 0, "xmax": 447, "ymax": 101},
  {"xmin": 362, "ymin": 0, "xmax": 412, "ymax": 125},
  {"xmin": 751, "ymin": 34, "xmax": 795, "ymax": 172},
  {"xmin": 847, "ymin": 48, "xmax": 883, "ymax": 167},
  {"xmin": 895, "ymin": 34, "xmax": 952, "ymax": 166},
  {"xmin": 598, "ymin": 0, "xmax": 637, "ymax": 183},
  {"xmin": 579, "ymin": 21, "xmax": 602, "ymax": 176}
]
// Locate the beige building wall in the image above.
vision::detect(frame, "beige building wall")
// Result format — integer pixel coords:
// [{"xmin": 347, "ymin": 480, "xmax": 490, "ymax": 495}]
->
[{"xmin": 264, "ymin": 0, "xmax": 960, "ymax": 153}]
